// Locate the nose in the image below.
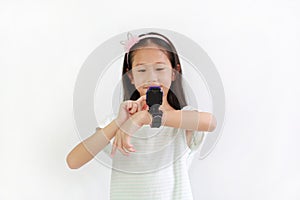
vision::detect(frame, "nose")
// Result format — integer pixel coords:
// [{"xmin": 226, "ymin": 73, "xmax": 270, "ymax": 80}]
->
[{"xmin": 146, "ymin": 67, "xmax": 158, "ymax": 83}]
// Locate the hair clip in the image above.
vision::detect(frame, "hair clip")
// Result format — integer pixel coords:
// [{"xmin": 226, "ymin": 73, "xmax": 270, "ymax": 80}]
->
[{"xmin": 120, "ymin": 32, "xmax": 140, "ymax": 53}]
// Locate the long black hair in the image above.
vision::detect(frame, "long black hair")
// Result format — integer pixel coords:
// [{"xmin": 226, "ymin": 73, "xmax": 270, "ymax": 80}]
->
[{"xmin": 121, "ymin": 32, "xmax": 187, "ymax": 110}]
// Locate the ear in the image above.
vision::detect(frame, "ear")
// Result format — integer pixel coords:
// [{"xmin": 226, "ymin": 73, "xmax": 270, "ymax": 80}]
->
[{"xmin": 172, "ymin": 64, "xmax": 181, "ymax": 81}]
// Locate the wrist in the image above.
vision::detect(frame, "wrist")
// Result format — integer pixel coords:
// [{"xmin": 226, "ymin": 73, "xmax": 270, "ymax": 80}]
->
[
  {"xmin": 115, "ymin": 117, "xmax": 125, "ymax": 128},
  {"xmin": 120, "ymin": 116, "xmax": 142, "ymax": 136},
  {"xmin": 134, "ymin": 110, "xmax": 152, "ymax": 126},
  {"xmin": 160, "ymin": 109, "xmax": 170, "ymax": 127},
  {"xmin": 148, "ymin": 106, "xmax": 163, "ymax": 128}
]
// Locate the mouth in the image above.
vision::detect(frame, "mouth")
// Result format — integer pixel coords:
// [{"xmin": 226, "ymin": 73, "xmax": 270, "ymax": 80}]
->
[{"xmin": 143, "ymin": 85, "xmax": 163, "ymax": 90}]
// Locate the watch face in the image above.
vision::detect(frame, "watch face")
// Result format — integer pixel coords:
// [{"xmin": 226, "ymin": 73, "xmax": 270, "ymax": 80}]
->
[{"xmin": 146, "ymin": 86, "xmax": 163, "ymax": 106}]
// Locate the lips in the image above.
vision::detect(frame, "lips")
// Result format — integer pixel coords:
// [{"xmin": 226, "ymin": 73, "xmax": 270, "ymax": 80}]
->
[{"xmin": 144, "ymin": 85, "xmax": 162, "ymax": 89}]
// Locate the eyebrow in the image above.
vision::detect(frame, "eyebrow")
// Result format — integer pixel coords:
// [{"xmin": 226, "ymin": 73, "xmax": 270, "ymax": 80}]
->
[{"xmin": 134, "ymin": 62, "xmax": 167, "ymax": 67}]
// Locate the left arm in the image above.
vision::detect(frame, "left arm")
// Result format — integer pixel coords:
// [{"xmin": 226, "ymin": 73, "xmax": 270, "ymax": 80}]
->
[
  {"xmin": 135, "ymin": 109, "xmax": 217, "ymax": 132},
  {"xmin": 111, "ymin": 110, "xmax": 217, "ymax": 156},
  {"xmin": 161, "ymin": 110, "xmax": 217, "ymax": 132}
]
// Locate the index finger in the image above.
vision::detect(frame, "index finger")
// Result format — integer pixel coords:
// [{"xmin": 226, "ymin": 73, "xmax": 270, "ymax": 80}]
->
[
  {"xmin": 136, "ymin": 95, "xmax": 146, "ymax": 111},
  {"xmin": 111, "ymin": 142, "xmax": 117, "ymax": 158},
  {"xmin": 137, "ymin": 95, "xmax": 146, "ymax": 102}
]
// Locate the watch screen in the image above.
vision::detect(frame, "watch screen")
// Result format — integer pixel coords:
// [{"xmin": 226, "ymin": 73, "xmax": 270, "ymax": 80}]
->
[{"xmin": 146, "ymin": 86, "xmax": 163, "ymax": 106}]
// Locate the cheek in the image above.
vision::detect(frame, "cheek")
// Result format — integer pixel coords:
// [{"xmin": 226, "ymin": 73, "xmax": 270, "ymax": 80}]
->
[
  {"xmin": 131, "ymin": 73, "xmax": 146, "ymax": 89},
  {"xmin": 159, "ymin": 72, "xmax": 172, "ymax": 87}
]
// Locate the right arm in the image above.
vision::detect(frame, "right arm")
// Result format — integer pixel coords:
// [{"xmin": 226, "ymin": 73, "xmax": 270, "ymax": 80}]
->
[
  {"xmin": 66, "ymin": 95, "xmax": 147, "ymax": 169},
  {"xmin": 66, "ymin": 119, "xmax": 119, "ymax": 169}
]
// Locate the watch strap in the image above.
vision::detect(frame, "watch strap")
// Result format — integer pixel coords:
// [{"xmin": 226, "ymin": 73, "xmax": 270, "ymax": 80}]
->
[{"xmin": 149, "ymin": 107, "xmax": 163, "ymax": 128}]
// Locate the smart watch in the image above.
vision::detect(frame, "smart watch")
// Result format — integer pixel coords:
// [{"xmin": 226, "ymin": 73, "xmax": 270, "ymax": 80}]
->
[{"xmin": 146, "ymin": 86, "xmax": 163, "ymax": 128}]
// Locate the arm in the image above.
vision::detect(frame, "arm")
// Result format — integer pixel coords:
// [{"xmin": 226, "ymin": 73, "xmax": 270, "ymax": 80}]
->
[
  {"xmin": 161, "ymin": 110, "xmax": 217, "ymax": 132},
  {"xmin": 66, "ymin": 119, "xmax": 120, "ymax": 169},
  {"xmin": 109, "ymin": 110, "xmax": 217, "ymax": 156},
  {"xmin": 66, "ymin": 95, "xmax": 148, "ymax": 169},
  {"xmin": 129, "ymin": 109, "xmax": 217, "ymax": 132}
]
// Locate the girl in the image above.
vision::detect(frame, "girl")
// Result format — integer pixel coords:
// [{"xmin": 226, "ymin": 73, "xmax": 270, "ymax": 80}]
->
[{"xmin": 67, "ymin": 32, "xmax": 217, "ymax": 200}]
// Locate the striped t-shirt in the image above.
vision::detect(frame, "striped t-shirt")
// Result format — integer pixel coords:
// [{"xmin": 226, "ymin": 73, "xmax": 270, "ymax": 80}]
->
[{"xmin": 98, "ymin": 105, "xmax": 205, "ymax": 200}]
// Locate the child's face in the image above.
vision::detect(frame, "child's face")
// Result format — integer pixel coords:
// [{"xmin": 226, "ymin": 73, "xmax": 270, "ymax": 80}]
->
[{"xmin": 128, "ymin": 47, "xmax": 175, "ymax": 97}]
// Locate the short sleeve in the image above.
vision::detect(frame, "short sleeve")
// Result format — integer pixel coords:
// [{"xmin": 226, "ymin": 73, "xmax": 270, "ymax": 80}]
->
[
  {"xmin": 181, "ymin": 105, "xmax": 207, "ymax": 169},
  {"xmin": 96, "ymin": 113, "xmax": 116, "ymax": 156}
]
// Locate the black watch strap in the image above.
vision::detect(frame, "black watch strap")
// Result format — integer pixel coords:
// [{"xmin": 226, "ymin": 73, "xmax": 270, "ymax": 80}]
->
[
  {"xmin": 148, "ymin": 104, "xmax": 163, "ymax": 128},
  {"xmin": 150, "ymin": 110, "xmax": 163, "ymax": 128}
]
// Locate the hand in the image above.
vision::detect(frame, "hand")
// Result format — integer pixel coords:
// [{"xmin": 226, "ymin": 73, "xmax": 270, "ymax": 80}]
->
[
  {"xmin": 133, "ymin": 110, "xmax": 153, "ymax": 127},
  {"xmin": 111, "ymin": 110, "xmax": 152, "ymax": 157},
  {"xmin": 115, "ymin": 95, "xmax": 148, "ymax": 127},
  {"xmin": 110, "ymin": 125, "xmax": 136, "ymax": 157}
]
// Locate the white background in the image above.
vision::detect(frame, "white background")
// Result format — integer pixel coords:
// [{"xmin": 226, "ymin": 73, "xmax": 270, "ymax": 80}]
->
[{"xmin": 1, "ymin": 0, "xmax": 300, "ymax": 199}]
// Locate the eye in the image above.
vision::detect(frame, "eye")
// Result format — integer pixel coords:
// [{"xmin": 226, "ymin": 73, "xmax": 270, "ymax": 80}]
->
[
  {"xmin": 137, "ymin": 69, "xmax": 146, "ymax": 72},
  {"xmin": 156, "ymin": 68, "xmax": 165, "ymax": 71}
]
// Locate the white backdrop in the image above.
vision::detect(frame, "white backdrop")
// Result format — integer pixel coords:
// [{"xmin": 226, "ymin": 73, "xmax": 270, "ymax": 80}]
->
[{"xmin": 1, "ymin": 0, "xmax": 300, "ymax": 199}]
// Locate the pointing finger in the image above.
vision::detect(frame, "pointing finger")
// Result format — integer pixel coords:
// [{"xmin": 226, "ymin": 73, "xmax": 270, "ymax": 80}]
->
[{"xmin": 136, "ymin": 95, "xmax": 146, "ymax": 111}]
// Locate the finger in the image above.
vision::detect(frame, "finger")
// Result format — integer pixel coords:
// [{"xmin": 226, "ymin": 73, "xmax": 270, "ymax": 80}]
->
[
  {"xmin": 130, "ymin": 103, "xmax": 138, "ymax": 113},
  {"xmin": 120, "ymin": 131, "xmax": 134, "ymax": 154},
  {"xmin": 111, "ymin": 141, "xmax": 117, "ymax": 158},
  {"xmin": 136, "ymin": 101, "xmax": 142, "ymax": 112},
  {"xmin": 123, "ymin": 133, "xmax": 132, "ymax": 147},
  {"xmin": 128, "ymin": 103, "xmax": 134, "ymax": 114},
  {"xmin": 122, "ymin": 132, "xmax": 135, "ymax": 152},
  {"xmin": 121, "ymin": 133, "xmax": 133, "ymax": 154},
  {"xmin": 119, "ymin": 146, "xmax": 129, "ymax": 156},
  {"xmin": 127, "ymin": 101, "xmax": 132, "ymax": 111},
  {"xmin": 118, "ymin": 134, "xmax": 129, "ymax": 156},
  {"xmin": 134, "ymin": 100, "xmax": 141, "ymax": 112},
  {"xmin": 117, "ymin": 146, "xmax": 129, "ymax": 156},
  {"xmin": 125, "ymin": 135, "xmax": 135, "ymax": 152},
  {"xmin": 136, "ymin": 95, "xmax": 146, "ymax": 111},
  {"xmin": 141, "ymin": 102, "xmax": 148, "ymax": 111},
  {"xmin": 111, "ymin": 130, "xmax": 122, "ymax": 157},
  {"xmin": 137, "ymin": 95, "xmax": 146, "ymax": 103}
]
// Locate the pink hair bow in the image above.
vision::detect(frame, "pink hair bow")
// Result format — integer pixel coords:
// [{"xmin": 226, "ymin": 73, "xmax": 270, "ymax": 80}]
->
[{"xmin": 120, "ymin": 32, "xmax": 140, "ymax": 53}]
